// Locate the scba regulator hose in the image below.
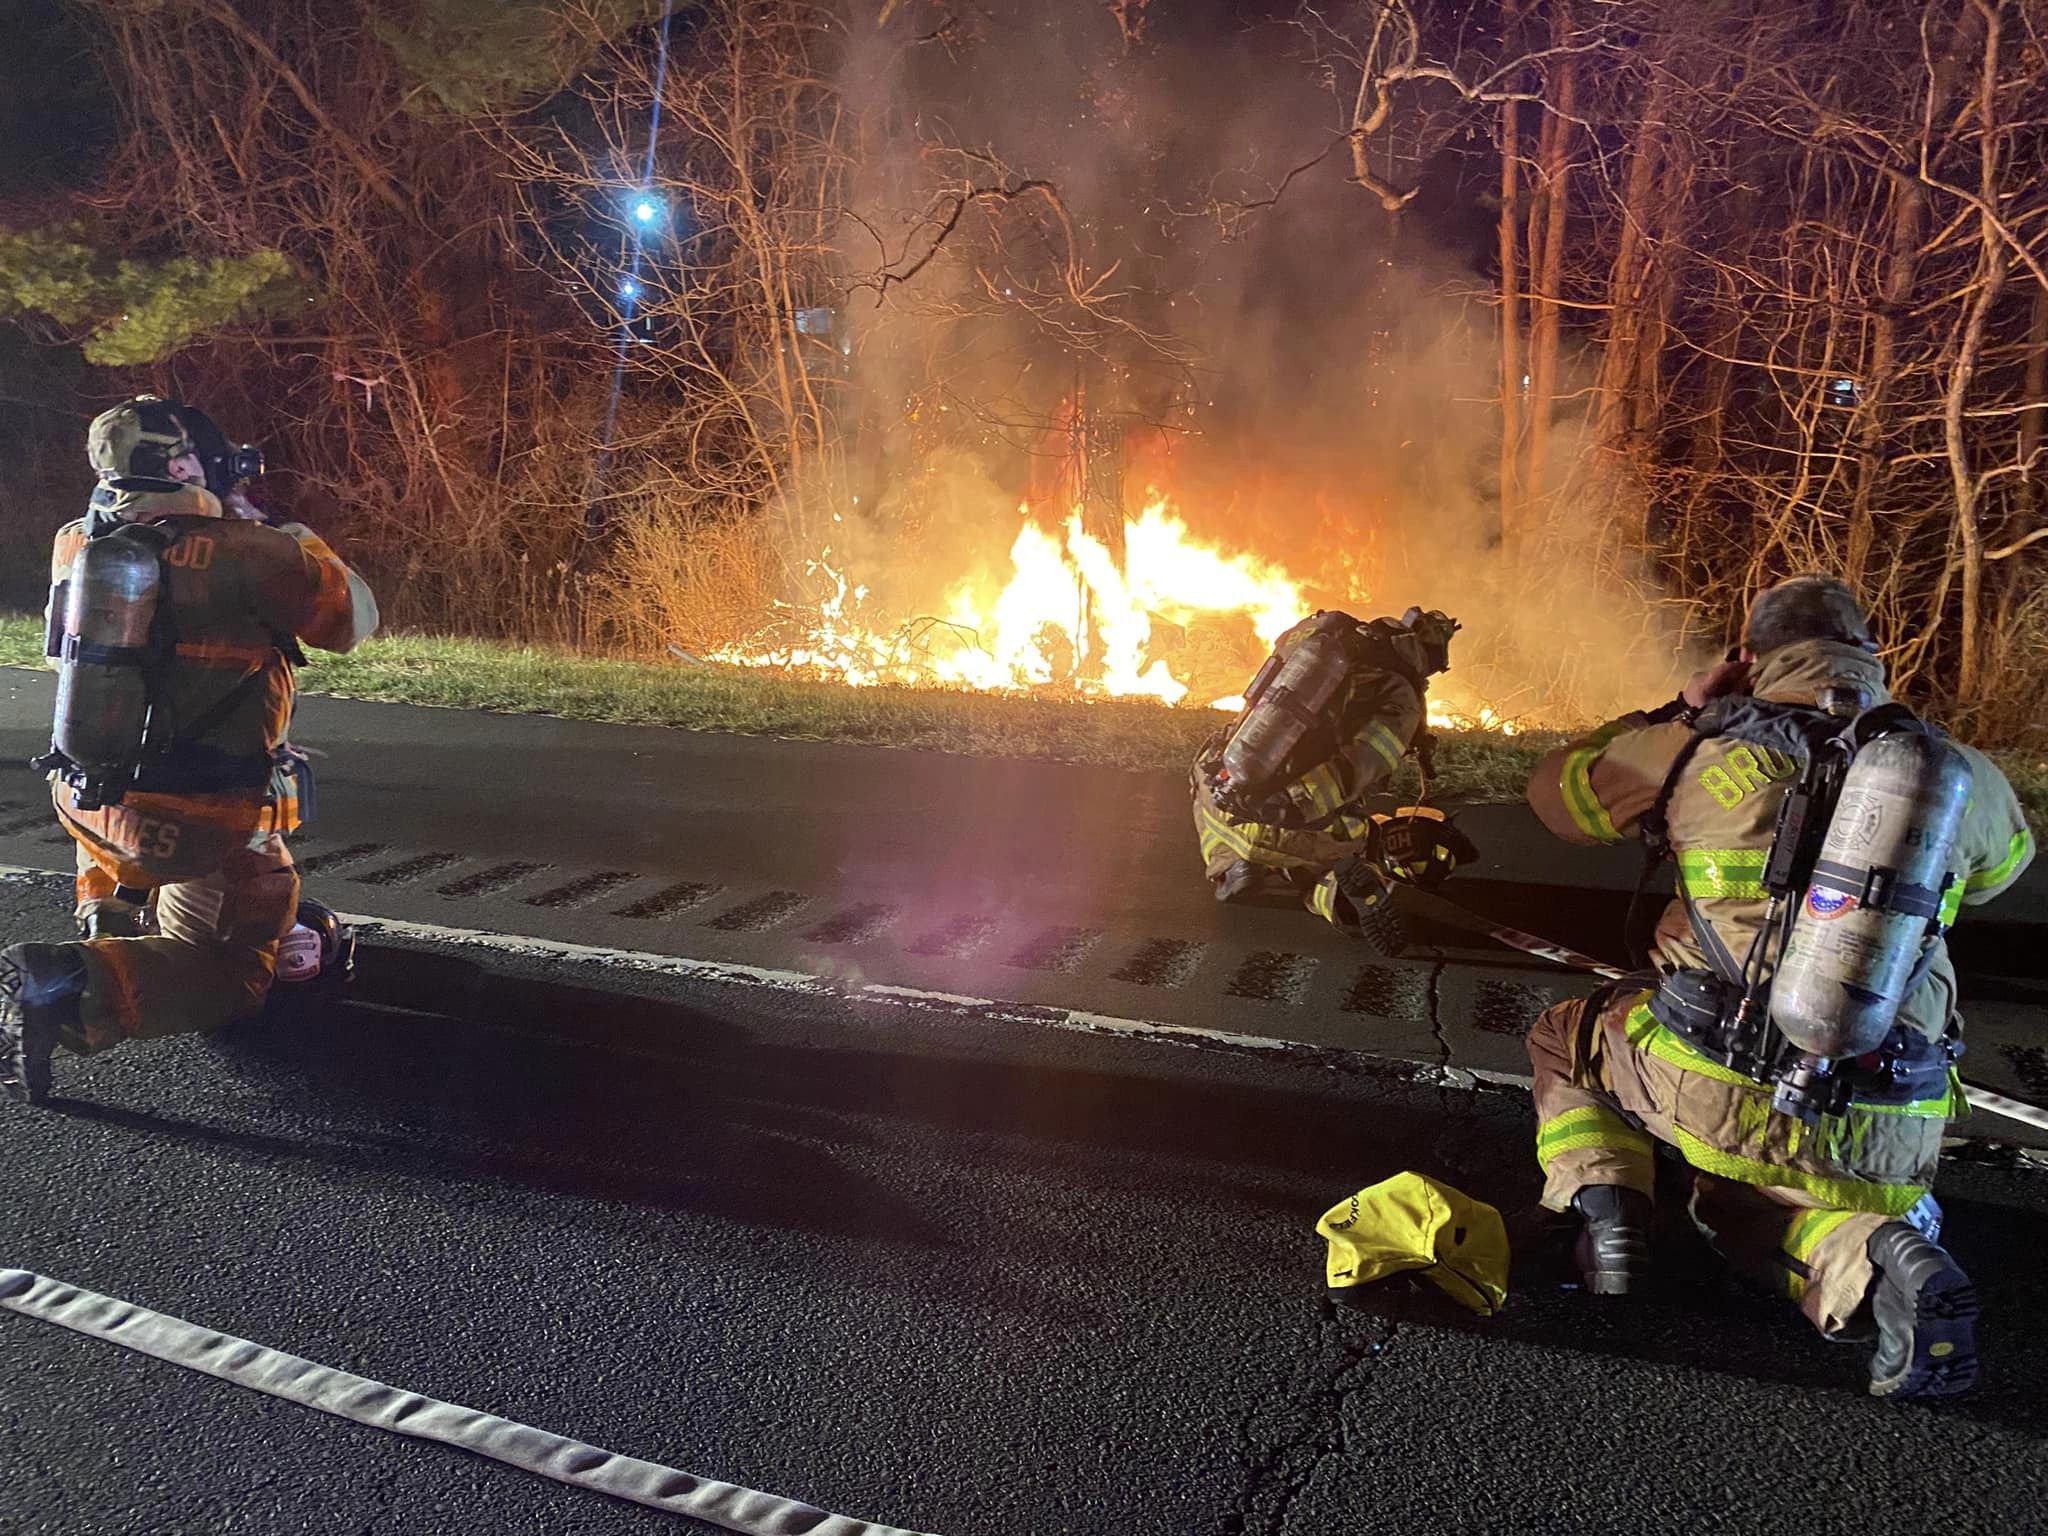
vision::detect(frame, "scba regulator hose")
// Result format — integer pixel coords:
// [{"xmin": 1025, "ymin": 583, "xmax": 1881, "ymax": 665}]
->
[{"xmin": 0, "ymin": 1269, "xmax": 940, "ymax": 1536}]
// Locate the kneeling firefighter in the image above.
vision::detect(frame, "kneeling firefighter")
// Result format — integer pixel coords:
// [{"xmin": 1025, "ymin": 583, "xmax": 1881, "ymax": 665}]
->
[
  {"xmin": 1192, "ymin": 606, "xmax": 1472, "ymax": 931},
  {"xmin": 1, "ymin": 396, "xmax": 379, "ymax": 1105},
  {"xmin": 1524, "ymin": 575, "xmax": 2032, "ymax": 1399}
]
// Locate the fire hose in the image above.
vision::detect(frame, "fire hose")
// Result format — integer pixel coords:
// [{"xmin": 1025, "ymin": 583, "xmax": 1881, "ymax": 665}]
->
[
  {"xmin": 0, "ymin": 1269, "xmax": 937, "ymax": 1535},
  {"xmin": 1392, "ymin": 884, "xmax": 2048, "ymax": 1137}
]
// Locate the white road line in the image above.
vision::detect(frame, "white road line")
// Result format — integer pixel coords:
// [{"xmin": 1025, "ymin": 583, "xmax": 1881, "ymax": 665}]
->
[
  {"xmin": 0, "ymin": 861, "xmax": 1484, "ymax": 1092},
  {"xmin": 7, "ymin": 862, "xmax": 2044, "ymax": 1156}
]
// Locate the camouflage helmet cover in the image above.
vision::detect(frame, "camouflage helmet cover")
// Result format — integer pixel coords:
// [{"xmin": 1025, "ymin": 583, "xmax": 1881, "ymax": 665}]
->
[{"xmin": 86, "ymin": 395, "xmax": 195, "ymax": 485}]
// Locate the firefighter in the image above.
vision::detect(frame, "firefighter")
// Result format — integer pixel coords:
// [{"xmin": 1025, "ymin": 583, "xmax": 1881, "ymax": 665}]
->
[
  {"xmin": 1192, "ymin": 606, "xmax": 1471, "ymax": 930},
  {"xmin": 1, "ymin": 396, "xmax": 378, "ymax": 1105},
  {"xmin": 1524, "ymin": 574, "xmax": 2032, "ymax": 1399}
]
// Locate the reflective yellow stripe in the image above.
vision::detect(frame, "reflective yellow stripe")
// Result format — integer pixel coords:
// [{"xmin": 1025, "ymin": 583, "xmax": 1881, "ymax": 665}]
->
[
  {"xmin": 1198, "ymin": 807, "xmax": 1257, "ymax": 862},
  {"xmin": 1670, "ymin": 1129, "xmax": 1928, "ymax": 1215},
  {"xmin": 1309, "ymin": 874, "xmax": 1339, "ymax": 923},
  {"xmin": 1619, "ymin": 1010, "xmax": 1944, "ymax": 1218},
  {"xmin": 1966, "ymin": 827, "xmax": 2032, "ymax": 892},
  {"xmin": 1624, "ymin": 1003, "xmax": 1761, "ymax": 1089},
  {"xmin": 1852, "ymin": 1069, "xmax": 1960, "ymax": 1118},
  {"xmin": 1536, "ymin": 1106, "xmax": 1652, "ymax": 1171},
  {"xmin": 1939, "ymin": 882, "xmax": 1966, "ymax": 927},
  {"xmin": 1560, "ymin": 745, "xmax": 1625, "ymax": 843},
  {"xmin": 1677, "ymin": 848, "xmax": 1768, "ymax": 901},
  {"xmin": 1363, "ymin": 722, "xmax": 1405, "ymax": 773},
  {"xmin": 1783, "ymin": 1207, "xmax": 1859, "ymax": 1264},
  {"xmin": 1779, "ymin": 1208, "xmax": 1861, "ymax": 1300},
  {"xmin": 1296, "ymin": 762, "xmax": 1345, "ymax": 816},
  {"xmin": 1626, "ymin": 1003, "xmax": 1955, "ymax": 1115}
]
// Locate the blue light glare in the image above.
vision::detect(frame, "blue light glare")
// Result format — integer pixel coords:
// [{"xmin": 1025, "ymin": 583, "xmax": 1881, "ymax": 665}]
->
[
  {"xmin": 633, "ymin": 198, "xmax": 660, "ymax": 223},
  {"xmin": 618, "ymin": 278, "xmax": 640, "ymax": 299}
]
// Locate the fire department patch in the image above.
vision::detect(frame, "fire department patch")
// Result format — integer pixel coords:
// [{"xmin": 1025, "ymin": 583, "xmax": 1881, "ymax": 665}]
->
[{"xmin": 1805, "ymin": 886, "xmax": 1858, "ymax": 921}]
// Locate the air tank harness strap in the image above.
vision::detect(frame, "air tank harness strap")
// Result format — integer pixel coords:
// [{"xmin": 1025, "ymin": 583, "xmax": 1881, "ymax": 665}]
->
[
  {"xmin": 1644, "ymin": 965, "xmax": 1956, "ymax": 1104},
  {"xmin": 57, "ymin": 636, "xmax": 154, "ymax": 668},
  {"xmin": 43, "ymin": 588, "xmax": 66, "ymax": 658},
  {"xmin": 1808, "ymin": 860, "xmax": 1951, "ymax": 922},
  {"xmin": 126, "ymin": 629, "xmax": 306, "ymax": 797},
  {"xmin": 128, "ymin": 749, "xmax": 277, "ymax": 796}
]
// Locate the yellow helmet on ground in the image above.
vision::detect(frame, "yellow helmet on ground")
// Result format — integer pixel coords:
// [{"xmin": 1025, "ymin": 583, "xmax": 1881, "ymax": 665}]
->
[{"xmin": 1316, "ymin": 1171, "xmax": 1510, "ymax": 1315}]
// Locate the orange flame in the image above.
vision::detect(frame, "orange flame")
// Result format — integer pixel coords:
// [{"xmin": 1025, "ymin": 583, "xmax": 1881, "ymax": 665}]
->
[
  {"xmin": 715, "ymin": 490, "xmax": 1318, "ymax": 708},
  {"xmin": 710, "ymin": 487, "xmax": 1517, "ymax": 732}
]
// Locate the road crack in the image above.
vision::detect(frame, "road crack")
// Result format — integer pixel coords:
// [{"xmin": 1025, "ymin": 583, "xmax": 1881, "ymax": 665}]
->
[
  {"xmin": 1425, "ymin": 961, "xmax": 1450, "ymax": 1072},
  {"xmin": 1225, "ymin": 1299, "xmax": 1400, "ymax": 1536}
]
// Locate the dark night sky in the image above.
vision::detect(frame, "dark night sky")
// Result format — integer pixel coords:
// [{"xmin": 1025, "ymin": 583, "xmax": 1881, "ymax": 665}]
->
[{"xmin": 0, "ymin": 0, "xmax": 110, "ymax": 203}]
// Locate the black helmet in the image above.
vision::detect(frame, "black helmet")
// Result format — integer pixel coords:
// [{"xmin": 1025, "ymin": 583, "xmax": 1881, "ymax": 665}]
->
[{"xmin": 1395, "ymin": 606, "xmax": 1461, "ymax": 675}]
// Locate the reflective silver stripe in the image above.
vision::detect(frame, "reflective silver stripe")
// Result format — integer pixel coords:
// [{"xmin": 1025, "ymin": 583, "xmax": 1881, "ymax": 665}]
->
[{"xmin": 0, "ymin": 1269, "xmax": 938, "ymax": 1536}]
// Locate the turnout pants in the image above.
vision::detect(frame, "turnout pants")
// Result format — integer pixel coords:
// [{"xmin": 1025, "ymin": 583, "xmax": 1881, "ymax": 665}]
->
[
  {"xmin": 1526, "ymin": 990, "xmax": 1918, "ymax": 1336},
  {"xmin": 65, "ymin": 835, "xmax": 300, "ymax": 1052},
  {"xmin": 1191, "ymin": 773, "xmax": 1375, "ymax": 882}
]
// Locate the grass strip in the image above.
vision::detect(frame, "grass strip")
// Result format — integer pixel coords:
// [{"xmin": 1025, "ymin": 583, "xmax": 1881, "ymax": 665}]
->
[{"xmin": 4, "ymin": 614, "xmax": 2041, "ymax": 826}]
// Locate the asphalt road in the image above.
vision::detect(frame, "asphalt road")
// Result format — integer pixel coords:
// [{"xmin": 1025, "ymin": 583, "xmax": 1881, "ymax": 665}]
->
[
  {"xmin": 3, "ymin": 877, "xmax": 2046, "ymax": 1536},
  {"xmin": 2, "ymin": 666, "xmax": 2039, "ymax": 960},
  {"xmin": 1, "ymin": 670, "xmax": 2043, "ymax": 1118}
]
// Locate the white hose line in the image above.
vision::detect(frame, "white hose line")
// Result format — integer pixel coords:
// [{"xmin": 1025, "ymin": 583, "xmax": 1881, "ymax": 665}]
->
[
  {"xmin": 1957, "ymin": 1084, "xmax": 2048, "ymax": 1135},
  {"xmin": 0, "ymin": 1269, "xmax": 939, "ymax": 1536},
  {"xmin": 1396, "ymin": 886, "xmax": 2048, "ymax": 1135}
]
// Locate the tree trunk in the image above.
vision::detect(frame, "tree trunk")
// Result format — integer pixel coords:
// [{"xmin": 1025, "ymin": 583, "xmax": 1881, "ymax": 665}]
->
[
  {"xmin": 1846, "ymin": 2, "xmax": 1987, "ymax": 586},
  {"xmin": 1594, "ymin": 68, "xmax": 1667, "ymax": 446},
  {"xmin": 1497, "ymin": 0, "xmax": 1524, "ymax": 556},
  {"xmin": 1947, "ymin": 0, "xmax": 2006, "ymax": 710},
  {"xmin": 2018, "ymin": 282, "xmax": 2048, "ymax": 528},
  {"xmin": 1634, "ymin": 141, "xmax": 1689, "ymax": 426},
  {"xmin": 1523, "ymin": 31, "xmax": 1577, "ymax": 532},
  {"xmin": 1844, "ymin": 181, "xmax": 1927, "ymax": 587}
]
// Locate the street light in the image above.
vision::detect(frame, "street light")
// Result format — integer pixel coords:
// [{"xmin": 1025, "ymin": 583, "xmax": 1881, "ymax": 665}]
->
[{"xmin": 632, "ymin": 196, "xmax": 661, "ymax": 225}]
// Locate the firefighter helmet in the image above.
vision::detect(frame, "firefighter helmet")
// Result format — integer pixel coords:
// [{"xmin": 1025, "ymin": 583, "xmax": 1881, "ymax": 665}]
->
[
  {"xmin": 1394, "ymin": 607, "xmax": 1460, "ymax": 675},
  {"xmin": 87, "ymin": 396, "xmax": 196, "ymax": 488},
  {"xmin": 276, "ymin": 898, "xmax": 355, "ymax": 988},
  {"xmin": 87, "ymin": 395, "xmax": 252, "ymax": 500}
]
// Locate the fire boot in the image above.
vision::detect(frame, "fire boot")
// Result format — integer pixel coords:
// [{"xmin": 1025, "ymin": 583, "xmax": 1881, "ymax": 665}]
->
[
  {"xmin": 1866, "ymin": 1221, "xmax": 1979, "ymax": 1400},
  {"xmin": 1571, "ymin": 1184, "xmax": 1654, "ymax": 1296},
  {"xmin": 78, "ymin": 907, "xmax": 147, "ymax": 940},
  {"xmin": 1214, "ymin": 859, "xmax": 1266, "ymax": 904},
  {"xmin": 78, "ymin": 882, "xmax": 151, "ymax": 940},
  {"xmin": 1, "ymin": 943, "xmax": 88, "ymax": 1106}
]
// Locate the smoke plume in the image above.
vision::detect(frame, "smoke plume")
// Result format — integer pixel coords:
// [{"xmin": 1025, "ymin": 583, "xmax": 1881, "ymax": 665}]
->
[{"xmin": 804, "ymin": 0, "xmax": 1691, "ymax": 724}]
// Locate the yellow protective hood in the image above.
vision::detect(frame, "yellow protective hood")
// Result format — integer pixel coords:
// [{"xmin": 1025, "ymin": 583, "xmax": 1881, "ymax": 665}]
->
[{"xmin": 1316, "ymin": 1172, "xmax": 1510, "ymax": 1315}]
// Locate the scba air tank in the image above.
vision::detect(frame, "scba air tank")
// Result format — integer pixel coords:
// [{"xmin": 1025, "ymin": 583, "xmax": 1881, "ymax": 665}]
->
[
  {"xmin": 52, "ymin": 527, "xmax": 164, "ymax": 795},
  {"xmin": 1772, "ymin": 725, "xmax": 1972, "ymax": 1059},
  {"xmin": 1220, "ymin": 612, "xmax": 1355, "ymax": 797}
]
